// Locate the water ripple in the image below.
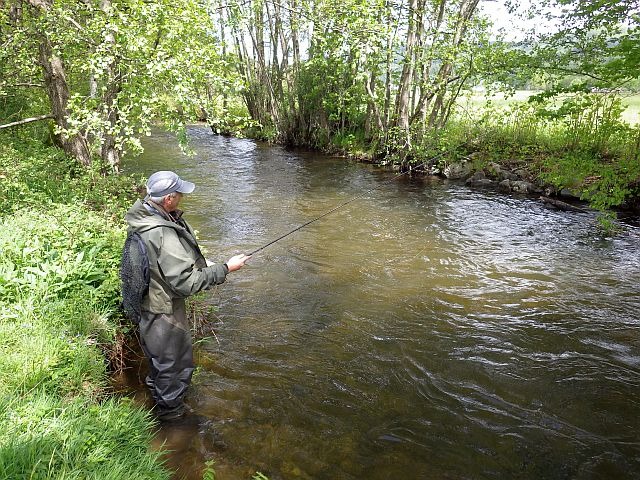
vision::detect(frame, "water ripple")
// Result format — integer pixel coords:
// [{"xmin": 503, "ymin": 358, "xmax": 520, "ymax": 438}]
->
[{"xmin": 129, "ymin": 129, "xmax": 640, "ymax": 480}]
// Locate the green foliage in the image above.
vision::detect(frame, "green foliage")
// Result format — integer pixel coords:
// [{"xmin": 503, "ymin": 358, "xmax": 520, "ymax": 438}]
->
[
  {"xmin": 0, "ymin": 395, "xmax": 168, "ymax": 480},
  {"xmin": 2, "ymin": 0, "xmax": 246, "ymax": 168},
  {"xmin": 202, "ymin": 460, "xmax": 216, "ymax": 480},
  {"xmin": 0, "ymin": 139, "xmax": 142, "ymax": 219},
  {"xmin": 0, "ymin": 298, "xmax": 106, "ymax": 398},
  {"xmin": 530, "ymin": 0, "xmax": 640, "ymax": 90},
  {"xmin": 0, "ymin": 140, "xmax": 170, "ymax": 479},
  {"xmin": 540, "ymin": 152, "xmax": 640, "ymax": 211},
  {"xmin": 409, "ymin": 90, "xmax": 640, "ymax": 216},
  {"xmin": 209, "ymin": 101, "xmax": 260, "ymax": 138},
  {"xmin": 0, "ymin": 206, "xmax": 124, "ymax": 309},
  {"xmin": 528, "ymin": 91, "xmax": 633, "ymax": 153}
]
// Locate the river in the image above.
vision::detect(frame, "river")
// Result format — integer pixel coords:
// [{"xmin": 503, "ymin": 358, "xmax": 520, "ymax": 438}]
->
[{"xmin": 119, "ymin": 126, "xmax": 640, "ymax": 480}]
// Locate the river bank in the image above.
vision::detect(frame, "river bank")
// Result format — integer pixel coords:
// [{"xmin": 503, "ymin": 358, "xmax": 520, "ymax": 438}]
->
[
  {"xmin": 228, "ymin": 94, "xmax": 640, "ymax": 223},
  {"xmin": 2, "ymin": 127, "xmax": 638, "ymax": 479},
  {"xmin": 0, "ymin": 139, "xmax": 171, "ymax": 479}
]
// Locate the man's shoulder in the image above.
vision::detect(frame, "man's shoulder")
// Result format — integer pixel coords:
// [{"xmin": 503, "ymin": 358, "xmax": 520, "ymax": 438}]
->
[{"xmin": 127, "ymin": 201, "xmax": 177, "ymax": 231}]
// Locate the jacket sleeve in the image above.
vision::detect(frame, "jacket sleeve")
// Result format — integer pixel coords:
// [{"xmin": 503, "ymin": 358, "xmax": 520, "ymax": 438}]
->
[{"xmin": 156, "ymin": 228, "xmax": 227, "ymax": 297}]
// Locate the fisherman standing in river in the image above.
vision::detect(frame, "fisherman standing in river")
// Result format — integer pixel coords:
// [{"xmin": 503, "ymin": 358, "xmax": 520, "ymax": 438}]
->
[{"xmin": 122, "ymin": 171, "xmax": 250, "ymax": 421}]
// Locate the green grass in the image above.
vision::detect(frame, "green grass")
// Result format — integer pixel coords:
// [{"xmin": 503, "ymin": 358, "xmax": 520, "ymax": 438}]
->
[
  {"xmin": 411, "ymin": 89, "xmax": 640, "ymax": 219},
  {"xmin": 460, "ymin": 90, "xmax": 640, "ymax": 126},
  {"xmin": 0, "ymin": 138, "xmax": 170, "ymax": 479},
  {"xmin": 620, "ymin": 94, "xmax": 640, "ymax": 124},
  {"xmin": 0, "ymin": 393, "xmax": 165, "ymax": 479}
]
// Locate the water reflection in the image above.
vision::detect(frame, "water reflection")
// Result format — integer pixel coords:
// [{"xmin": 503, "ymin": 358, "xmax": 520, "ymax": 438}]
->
[{"xmin": 123, "ymin": 126, "xmax": 640, "ymax": 480}]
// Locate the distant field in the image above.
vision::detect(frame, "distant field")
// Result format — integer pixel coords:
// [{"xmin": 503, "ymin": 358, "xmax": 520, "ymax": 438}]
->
[
  {"xmin": 621, "ymin": 95, "xmax": 640, "ymax": 124},
  {"xmin": 459, "ymin": 90, "xmax": 640, "ymax": 125}
]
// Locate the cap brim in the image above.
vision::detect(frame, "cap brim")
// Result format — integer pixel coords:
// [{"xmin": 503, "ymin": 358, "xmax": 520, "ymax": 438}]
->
[{"xmin": 176, "ymin": 180, "xmax": 195, "ymax": 194}]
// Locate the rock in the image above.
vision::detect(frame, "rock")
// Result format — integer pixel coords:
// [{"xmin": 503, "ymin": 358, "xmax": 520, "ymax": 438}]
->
[
  {"xmin": 466, "ymin": 171, "xmax": 486, "ymax": 183},
  {"xmin": 486, "ymin": 163, "xmax": 519, "ymax": 181},
  {"xmin": 443, "ymin": 161, "xmax": 473, "ymax": 179},
  {"xmin": 511, "ymin": 180, "xmax": 540, "ymax": 194},
  {"xmin": 513, "ymin": 168, "xmax": 529, "ymax": 180},
  {"xmin": 466, "ymin": 174, "xmax": 495, "ymax": 188},
  {"xmin": 500, "ymin": 170, "xmax": 519, "ymax": 181},
  {"xmin": 498, "ymin": 179, "xmax": 512, "ymax": 192},
  {"xmin": 475, "ymin": 178, "xmax": 495, "ymax": 187},
  {"xmin": 466, "ymin": 171, "xmax": 496, "ymax": 188}
]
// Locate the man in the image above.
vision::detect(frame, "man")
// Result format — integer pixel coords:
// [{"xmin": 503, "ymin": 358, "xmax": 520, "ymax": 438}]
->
[{"xmin": 124, "ymin": 170, "xmax": 250, "ymax": 420}]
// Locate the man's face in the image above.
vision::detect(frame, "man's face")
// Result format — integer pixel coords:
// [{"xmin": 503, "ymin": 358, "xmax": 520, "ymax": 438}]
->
[{"xmin": 164, "ymin": 192, "xmax": 183, "ymax": 212}]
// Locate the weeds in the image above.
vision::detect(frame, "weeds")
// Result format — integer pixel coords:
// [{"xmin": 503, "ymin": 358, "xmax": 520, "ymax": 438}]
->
[
  {"xmin": 0, "ymin": 139, "xmax": 170, "ymax": 479},
  {"xmin": 0, "ymin": 394, "xmax": 167, "ymax": 480}
]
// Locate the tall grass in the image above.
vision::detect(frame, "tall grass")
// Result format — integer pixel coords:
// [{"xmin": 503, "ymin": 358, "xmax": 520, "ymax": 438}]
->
[
  {"xmin": 417, "ymin": 91, "xmax": 640, "ymax": 213},
  {"xmin": 0, "ymin": 394, "xmax": 165, "ymax": 480},
  {"xmin": 461, "ymin": 90, "xmax": 640, "ymax": 126},
  {"xmin": 0, "ymin": 138, "xmax": 170, "ymax": 479}
]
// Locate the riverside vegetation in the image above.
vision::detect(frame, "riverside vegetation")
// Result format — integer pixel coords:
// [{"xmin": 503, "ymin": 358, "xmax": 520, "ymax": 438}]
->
[
  {"xmin": 0, "ymin": 136, "xmax": 172, "ymax": 479},
  {"xmin": 2, "ymin": 0, "xmax": 639, "ymax": 220},
  {"xmin": 0, "ymin": 134, "xmax": 273, "ymax": 478}
]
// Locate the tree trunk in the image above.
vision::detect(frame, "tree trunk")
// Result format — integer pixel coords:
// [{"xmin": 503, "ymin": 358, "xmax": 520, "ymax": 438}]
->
[
  {"xmin": 427, "ymin": 0, "xmax": 479, "ymax": 128},
  {"xmin": 38, "ymin": 36, "xmax": 92, "ymax": 166},
  {"xmin": 289, "ymin": 0, "xmax": 303, "ymax": 140},
  {"xmin": 413, "ymin": 0, "xmax": 447, "ymax": 131},
  {"xmin": 394, "ymin": 0, "xmax": 419, "ymax": 140},
  {"xmin": 364, "ymin": 65, "xmax": 384, "ymax": 137},
  {"xmin": 219, "ymin": 7, "xmax": 228, "ymax": 113},
  {"xmin": 27, "ymin": 0, "xmax": 92, "ymax": 166},
  {"xmin": 383, "ymin": 0, "xmax": 396, "ymax": 129},
  {"xmin": 0, "ymin": 114, "xmax": 55, "ymax": 129}
]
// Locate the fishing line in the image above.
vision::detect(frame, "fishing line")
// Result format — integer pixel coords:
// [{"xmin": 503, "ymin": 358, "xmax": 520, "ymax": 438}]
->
[{"xmin": 247, "ymin": 167, "xmax": 418, "ymax": 257}]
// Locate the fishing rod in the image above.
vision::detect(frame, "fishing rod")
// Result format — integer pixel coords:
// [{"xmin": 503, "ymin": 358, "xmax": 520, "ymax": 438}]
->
[{"xmin": 246, "ymin": 164, "xmax": 424, "ymax": 257}]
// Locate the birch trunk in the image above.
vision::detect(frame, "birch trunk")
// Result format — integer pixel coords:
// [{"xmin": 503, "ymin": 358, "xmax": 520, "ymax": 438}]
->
[
  {"xmin": 427, "ymin": 0, "xmax": 479, "ymax": 128},
  {"xmin": 99, "ymin": 0, "xmax": 121, "ymax": 173},
  {"xmin": 394, "ymin": 0, "xmax": 419, "ymax": 139}
]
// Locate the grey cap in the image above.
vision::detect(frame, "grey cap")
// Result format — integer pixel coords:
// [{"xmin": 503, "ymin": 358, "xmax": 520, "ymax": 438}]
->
[{"xmin": 146, "ymin": 171, "xmax": 195, "ymax": 197}]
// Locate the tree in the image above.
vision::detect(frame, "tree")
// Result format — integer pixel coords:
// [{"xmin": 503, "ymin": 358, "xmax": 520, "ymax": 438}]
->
[
  {"xmin": 1, "ymin": 0, "xmax": 92, "ymax": 165},
  {"xmin": 1, "ymin": 0, "xmax": 238, "ymax": 171},
  {"xmin": 219, "ymin": 0, "xmax": 498, "ymax": 156},
  {"xmin": 521, "ymin": 0, "xmax": 640, "ymax": 92}
]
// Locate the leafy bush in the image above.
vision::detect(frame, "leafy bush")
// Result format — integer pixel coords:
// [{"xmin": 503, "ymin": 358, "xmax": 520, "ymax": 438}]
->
[
  {"xmin": 540, "ymin": 152, "xmax": 640, "ymax": 211},
  {"xmin": 0, "ymin": 139, "xmax": 143, "ymax": 220},
  {"xmin": 0, "ymin": 206, "xmax": 124, "ymax": 308}
]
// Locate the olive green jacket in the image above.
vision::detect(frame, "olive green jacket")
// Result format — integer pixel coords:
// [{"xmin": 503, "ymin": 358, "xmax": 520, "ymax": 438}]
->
[{"xmin": 124, "ymin": 199, "xmax": 228, "ymax": 314}]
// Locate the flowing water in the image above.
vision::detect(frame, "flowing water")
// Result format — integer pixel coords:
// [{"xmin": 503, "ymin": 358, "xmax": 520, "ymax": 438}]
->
[{"xmin": 120, "ymin": 126, "xmax": 640, "ymax": 480}]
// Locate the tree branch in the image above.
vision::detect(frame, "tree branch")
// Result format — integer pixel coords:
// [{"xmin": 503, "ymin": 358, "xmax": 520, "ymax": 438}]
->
[
  {"xmin": 0, "ymin": 114, "xmax": 55, "ymax": 129},
  {"xmin": 538, "ymin": 64, "xmax": 607, "ymax": 82},
  {"xmin": 8, "ymin": 82, "xmax": 44, "ymax": 88}
]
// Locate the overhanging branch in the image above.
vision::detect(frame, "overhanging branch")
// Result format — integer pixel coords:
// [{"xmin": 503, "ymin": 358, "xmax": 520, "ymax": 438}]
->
[{"xmin": 0, "ymin": 114, "xmax": 55, "ymax": 129}]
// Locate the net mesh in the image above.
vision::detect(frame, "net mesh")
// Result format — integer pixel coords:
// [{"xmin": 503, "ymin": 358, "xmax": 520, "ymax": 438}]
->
[{"xmin": 120, "ymin": 232, "xmax": 150, "ymax": 324}]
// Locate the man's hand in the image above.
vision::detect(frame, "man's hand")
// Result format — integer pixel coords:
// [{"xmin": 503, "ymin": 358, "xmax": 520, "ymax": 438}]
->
[{"xmin": 225, "ymin": 254, "xmax": 251, "ymax": 272}]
